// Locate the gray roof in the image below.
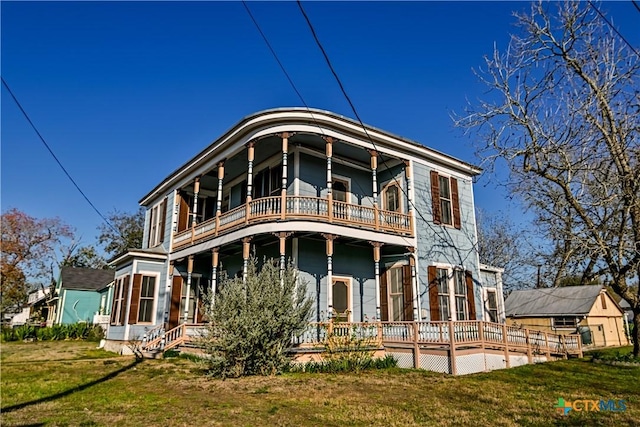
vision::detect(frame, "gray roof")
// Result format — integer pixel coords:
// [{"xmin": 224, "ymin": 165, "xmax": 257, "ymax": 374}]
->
[
  {"xmin": 505, "ymin": 285, "xmax": 604, "ymax": 318},
  {"xmin": 60, "ymin": 267, "xmax": 115, "ymax": 291}
]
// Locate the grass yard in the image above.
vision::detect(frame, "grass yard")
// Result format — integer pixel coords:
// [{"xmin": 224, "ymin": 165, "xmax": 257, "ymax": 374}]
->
[{"xmin": 1, "ymin": 341, "xmax": 638, "ymax": 426}]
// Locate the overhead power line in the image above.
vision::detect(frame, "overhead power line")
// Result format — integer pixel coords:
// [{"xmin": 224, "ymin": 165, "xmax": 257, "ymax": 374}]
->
[
  {"xmin": 588, "ymin": 1, "xmax": 640, "ymax": 58},
  {"xmin": 1, "ymin": 77, "xmax": 120, "ymax": 235}
]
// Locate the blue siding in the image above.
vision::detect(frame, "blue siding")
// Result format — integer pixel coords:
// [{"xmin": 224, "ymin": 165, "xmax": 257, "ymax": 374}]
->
[
  {"xmin": 413, "ymin": 162, "xmax": 480, "ymax": 320},
  {"xmin": 60, "ymin": 289, "xmax": 101, "ymax": 323}
]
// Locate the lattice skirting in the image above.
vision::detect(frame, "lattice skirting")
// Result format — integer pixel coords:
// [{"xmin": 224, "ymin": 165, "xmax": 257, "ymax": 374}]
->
[
  {"xmin": 485, "ymin": 353, "xmax": 507, "ymax": 371},
  {"xmin": 509, "ymin": 354, "xmax": 529, "ymax": 367},
  {"xmin": 455, "ymin": 353, "xmax": 486, "ymax": 375},
  {"xmin": 420, "ymin": 353, "xmax": 451, "ymax": 374},
  {"xmin": 388, "ymin": 350, "xmax": 415, "ymax": 369}
]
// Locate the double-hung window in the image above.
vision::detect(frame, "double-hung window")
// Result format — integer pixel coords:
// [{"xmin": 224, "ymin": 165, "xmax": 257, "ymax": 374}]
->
[
  {"xmin": 428, "ymin": 266, "xmax": 476, "ymax": 321},
  {"xmin": 430, "ymin": 171, "xmax": 461, "ymax": 229},
  {"xmin": 147, "ymin": 198, "xmax": 167, "ymax": 247},
  {"xmin": 137, "ymin": 276, "xmax": 156, "ymax": 323}
]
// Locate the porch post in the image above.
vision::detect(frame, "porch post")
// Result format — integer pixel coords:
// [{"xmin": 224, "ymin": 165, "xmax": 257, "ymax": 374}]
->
[
  {"xmin": 242, "ymin": 237, "xmax": 252, "ymax": 283},
  {"xmin": 183, "ymin": 255, "xmax": 194, "ymax": 323},
  {"xmin": 191, "ymin": 177, "xmax": 200, "ymax": 242},
  {"xmin": 274, "ymin": 232, "xmax": 293, "ymax": 279},
  {"xmin": 371, "ymin": 242, "xmax": 383, "ymax": 320},
  {"xmin": 211, "ymin": 248, "xmax": 219, "ymax": 308},
  {"xmin": 408, "ymin": 247, "xmax": 419, "ymax": 321},
  {"xmin": 280, "ymin": 132, "xmax": 290, "ymax": 220},
  {"xmin": 245, "ymin": 141, "xmax": 256, "ymax": 224},
  {"xmin": 370, "ymin": 150, "xmax": 380, "ymax": 230},
  {"xmin": 405, "ymin": 160, "xmax": 414, "ymax": 233},
  {"xmin": 323, "ymin": 234, "xmax": 336, "ymax": 319},
  {"xmin": 215, "ymin": 161, "xmax": 225, "ymax": 235},
  {"xmin": 324, "ymin": 136, "xmax": 334, "ymax": 222}
]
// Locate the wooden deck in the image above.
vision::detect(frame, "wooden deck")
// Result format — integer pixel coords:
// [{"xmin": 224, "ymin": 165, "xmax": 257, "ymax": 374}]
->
[
  {"xmin": 140, "ymin": 320, "xmax": 581, "ymax": 375},
  {"xmin": 173, "ymin": 195, "xmax": 413, "ymax": 248}
]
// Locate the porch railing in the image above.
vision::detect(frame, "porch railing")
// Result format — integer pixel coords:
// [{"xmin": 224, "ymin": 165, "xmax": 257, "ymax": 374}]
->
[{"xmin": 173, "ymin": 195, "xmax": 413, "ymax": 249}]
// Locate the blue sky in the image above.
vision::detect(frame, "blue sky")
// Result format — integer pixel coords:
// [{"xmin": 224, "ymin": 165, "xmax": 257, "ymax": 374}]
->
[{"xmin": 2, "ymin": 1, "xmax": 639, "ymax": 247}]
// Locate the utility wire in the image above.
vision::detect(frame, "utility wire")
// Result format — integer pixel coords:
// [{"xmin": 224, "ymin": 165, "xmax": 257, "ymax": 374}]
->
[
  {"xmin": 1, "ymin": 77, "xmax": 120, "ymax": 235},
  {"xmin": 245, "ymin": 1, "xmax": 461, "ymax": 268},
  {"xmin": 631, "ymin": 0, "xmax": 640, "ymax": 15},
  {"xmin": 295, "ymin": 0, "xmax": 468, "ymax": 263},
  {"xmin": 588, "ymin": 1, "xmax": 640, "ymax": 58}
]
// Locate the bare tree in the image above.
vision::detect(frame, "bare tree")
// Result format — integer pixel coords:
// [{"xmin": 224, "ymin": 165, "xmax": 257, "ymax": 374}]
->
[{"xmin": 456, "ymin": 2, "xmax": 640, "ymax": 355}]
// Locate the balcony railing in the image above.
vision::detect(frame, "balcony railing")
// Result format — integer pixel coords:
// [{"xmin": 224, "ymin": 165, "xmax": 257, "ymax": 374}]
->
[{"xmin": 173, "ymin": 195, "xmax": 413, "ymax": 249}]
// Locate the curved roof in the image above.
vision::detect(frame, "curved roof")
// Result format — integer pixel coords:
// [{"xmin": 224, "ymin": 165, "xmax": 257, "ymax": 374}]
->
[{"xmin": 140, "ymin": 108, "xmax": 481, "ymax": 205}]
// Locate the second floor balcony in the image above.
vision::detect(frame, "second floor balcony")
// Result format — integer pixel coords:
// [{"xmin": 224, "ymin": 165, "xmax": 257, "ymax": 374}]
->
[{"xmin": 173, "ymin": 194, "xmax": 413, "ymax": 249}]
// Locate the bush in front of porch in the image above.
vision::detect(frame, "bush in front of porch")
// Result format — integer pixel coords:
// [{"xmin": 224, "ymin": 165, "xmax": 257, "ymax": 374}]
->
[{"xmin": 201, "ymin": 257, "xmax": 313, "ymax": 378}]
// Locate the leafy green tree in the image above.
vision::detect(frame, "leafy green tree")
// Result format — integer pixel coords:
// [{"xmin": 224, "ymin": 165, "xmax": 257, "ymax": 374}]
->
[
  {"xmin": 97, "ymin": 208, "xmax": 144, "ymax": 257},
  {"xmin": 202, "ymin": 257, "xmax": 313, "ymax": 378}
]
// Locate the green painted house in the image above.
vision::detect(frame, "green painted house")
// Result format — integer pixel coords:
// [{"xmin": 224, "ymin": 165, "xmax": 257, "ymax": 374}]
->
[{"xmin": 47, "ymin": 267, "xmax": 115, "ymax": 326}]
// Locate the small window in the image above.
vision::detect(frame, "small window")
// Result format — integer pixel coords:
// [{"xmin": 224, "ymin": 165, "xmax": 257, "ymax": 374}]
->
[
  {"xmin": 454, "ymin": 270, "xmax": 468, "ymax": 321},
  {"xmin": 437, "ymin": 268, "xmax": 450, "ymax": 321},
  {"xmin": 332, "ymin": 179, "xmax": 349, "ymax": 203},
  {"xmin": 600, "ymin": 293, "xmax": 607, "ymax": 309},
  {"xmin": 137, "ymin": 276, "xmax": 156, "ymax": 323},
  {"xmin": 486, "ymin": 290, "xmax": 498, "ymax": 323},
  {"xmin": 439, "ymin": 176, "xmax": 453, "ymax": 226},
  {"xmin": 553, "ymin": 316, "xmax": 578, "ymax": 329},
  {"xmin": 383, "ymin": 184, "xmax": 401, "ymax": 212}
]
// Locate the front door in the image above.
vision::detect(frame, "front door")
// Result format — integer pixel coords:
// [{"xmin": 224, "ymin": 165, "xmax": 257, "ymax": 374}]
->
[{"xmin": 332, "ymin": 276, "xmax": 351, "ymax": 322}]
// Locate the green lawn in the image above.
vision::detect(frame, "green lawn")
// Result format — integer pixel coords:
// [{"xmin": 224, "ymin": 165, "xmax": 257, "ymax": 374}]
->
[{"xmin": 1, "ymin": 341, "xmax": 638, "ymax": 426}]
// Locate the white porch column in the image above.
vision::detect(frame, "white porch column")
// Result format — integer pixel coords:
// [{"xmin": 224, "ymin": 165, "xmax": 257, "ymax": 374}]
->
[
  {"xmin": 279, "ymin": 132, "xmax": 290, "ymax": 220},
  {"xmin": 405, "ymin": 160, "xmax": 414, "ymax": 233},
  {"xmin": 370, "ymin": 150, "xmax": 380, "ymax": 230},
  {"xmin": 215, "ymin": 161, "xmax": 225, "ymax": 235},
  {"xmin": 183, "ymin": 255, "xmax": 194, "ymax": 322},
  {"xmin": 210, "ymin": 248, "xmax": 219, "ymax": 308},
  {"xmin": 323, "ymin": 136, "xmax": 334, "ymax": 221},
  {"xmin": 408, "ymin": 247, "xmax": 419, "ymax": 321},
  {"xmin": 371, "ymin": 242, "xmax": 383, "ymax": 321},
  {"xmin": 323, "ymin": 234, "xmax": 336, "ymax": 319},
  {"xmin": 190, "ymin": 177, "xmax": 200, "ymax": 243},
  {"xmin": 245, "ymin": 141, "xmax": 256, "ymax": 224}
]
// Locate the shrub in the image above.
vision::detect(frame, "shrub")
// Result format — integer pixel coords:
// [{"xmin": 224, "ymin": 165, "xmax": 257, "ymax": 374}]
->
[
  {"xmin": 201, "ymin": 257, "xmax": 313, "ymax": 378},
  {"xmin": 288, "ymin": 354, "xmax": 398, "ymax": 374},
  {"xmin": 1, "ymin": 326, "xmax": 17, "ymax": 342}
]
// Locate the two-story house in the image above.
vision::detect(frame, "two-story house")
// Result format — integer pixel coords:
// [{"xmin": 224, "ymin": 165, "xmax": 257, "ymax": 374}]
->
[{"xmin": 104, "ymin": 108, "xmax": 502, "ymax": 353}]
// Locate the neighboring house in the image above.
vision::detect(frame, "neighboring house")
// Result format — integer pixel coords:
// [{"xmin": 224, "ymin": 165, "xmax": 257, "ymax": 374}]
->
[
  {"xmin": 10, "ymin": 288, "xmax": 51, "ymax": 327},
  {"xmin": 105, "ymin": 108, "xmax": 503, "ymax": 353},
  {"xmin": 505, "ymin": 285, "xmax": 629, "ymax": 348},
  {"xmin": 47, "ymin": 267, "xmax": 115, "ymax": 326}
]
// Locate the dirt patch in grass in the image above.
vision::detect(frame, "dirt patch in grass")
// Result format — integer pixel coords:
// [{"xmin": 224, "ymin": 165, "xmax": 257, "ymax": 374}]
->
[{"xmin": 1, "ymin": 342, "xmax": 639, "ymax": 426}]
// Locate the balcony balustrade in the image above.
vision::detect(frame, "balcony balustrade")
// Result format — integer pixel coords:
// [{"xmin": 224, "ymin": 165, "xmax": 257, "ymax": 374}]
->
[{"xmin": 173, "ymin": 195, "xmax": 413, "ymax": 249}]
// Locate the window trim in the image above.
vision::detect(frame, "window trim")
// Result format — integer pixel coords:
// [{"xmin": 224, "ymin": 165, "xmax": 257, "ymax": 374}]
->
[
  {"xmin": 485, "ymin": 289, "xmax": 499, "ymax": 323},
  {"xmin": 428, "ymin": 264, "xmax": 475, "ymax": 321},
  {"xmin": 331, "ymin": 174, "xmax": 351, "ymax": 204},
  {"xmin": 381, "ymin": 181, "xmax": 403, "ymax": 213},
  {"xmin": 137, "ymin": 274, "xmax": 159, "ymax": 324},
  {"xmin": 430, "ymin": 171, "xmax": 461, "ymax": 229},
  {"xmin": 332, "ymin": 275, "xmax": 352, "ymax": 322}
]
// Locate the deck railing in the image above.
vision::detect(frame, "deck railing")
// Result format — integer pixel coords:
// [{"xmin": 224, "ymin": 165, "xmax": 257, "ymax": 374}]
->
[
  {"xmin": 173, "ymin": 195, "xmax": 413, "ymax": 249},
  {"xmin": 291, "ymin": 320, "xmax": 582, "ymax": 357}
]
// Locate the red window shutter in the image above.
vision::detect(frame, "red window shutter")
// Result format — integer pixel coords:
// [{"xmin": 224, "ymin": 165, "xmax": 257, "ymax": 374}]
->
[
  {"xmin": 168, "ymin": 276, "xmax": 182, "ymax": 329},
  {"xmin": 177, "ymin": 191, "xmax": 189, "ymax": 232},
  {"xmin": 147, "ymin": 207, "xmax": 156, "ymax": 248},
  {"xmin": 430, "ymin": 171, "xmax": 441, "ymax": 224},
  {"xmin": 428, "ymin": 266, "xmax": 440, "ymax": 321},
  {"xmin": 128, "ymin": 274, "xmax": 142, "ymax": 325},
  {"xmin": 380, "ymin": 268, "xmax": 389, "ymax": 321},
  {"xmin": 465, "ymin": 270, "xmax": 476, "ymax": 320},
  {"xmin": 158, "ymin": 198, "xmax": 167, "ymax": 243},
  {"xmin": 402, "ymin": 265, "xmax": 414, "ymax": 321},
  {"xmin": 119, "ymin": 275, "xmax": 130, "ymax": 325},
  {"xmin": 110, "ymin": 280, "xmax": 120, "ymax": 325},
  {"xmin": 451, "ymin": 178, "xmax": 461, "ymax": 229}
]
